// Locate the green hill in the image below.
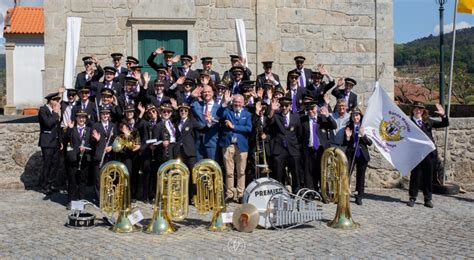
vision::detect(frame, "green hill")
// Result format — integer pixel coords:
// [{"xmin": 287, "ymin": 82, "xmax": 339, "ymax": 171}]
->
[{"xmin": 395, "ymin": 27, "xmax": 474, "ymax": 73}]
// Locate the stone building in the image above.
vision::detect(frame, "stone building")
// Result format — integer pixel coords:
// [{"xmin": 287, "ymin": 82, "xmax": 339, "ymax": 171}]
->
[{"xmin": 44, "ymin": 0, "xmax": 394, "ymax": 105}]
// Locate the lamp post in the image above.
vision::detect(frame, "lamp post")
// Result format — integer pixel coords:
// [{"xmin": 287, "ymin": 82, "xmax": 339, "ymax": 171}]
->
[{"xmin": 436, "ymin": 0, "xmax": 447, "ymax": 107}]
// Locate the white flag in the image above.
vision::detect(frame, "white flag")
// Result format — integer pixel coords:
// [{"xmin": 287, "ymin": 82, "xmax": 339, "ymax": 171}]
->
[
  {"xmin": 361, "ymin": 82, "xmax": 435, "ymax": 176},
  {"xmin": 62, "ymin": 17, "xmax": 82, "ymax": 99},
  {"xmin": 235, "ymin": 19, "xmax": 248, "ymax": 67}
]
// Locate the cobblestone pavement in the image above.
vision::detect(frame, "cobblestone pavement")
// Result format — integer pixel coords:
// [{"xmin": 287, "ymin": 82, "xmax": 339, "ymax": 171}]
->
[{"xmin": 0, "ymin": 188, "xmax": 472, "ymax": 258}]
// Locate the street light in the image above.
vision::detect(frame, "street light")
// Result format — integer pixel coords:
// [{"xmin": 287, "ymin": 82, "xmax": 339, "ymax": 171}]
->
[{"xmin": 436, "ymin": 0, "xmax": 447, "ymax": 107}]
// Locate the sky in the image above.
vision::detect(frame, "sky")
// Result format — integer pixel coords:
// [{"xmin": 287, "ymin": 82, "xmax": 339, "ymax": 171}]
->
[
  {"xmin": 395, "ymin": 0, "xmax": 474, "ymax": 43},
  {"xmin": 0, "ymin": 0, "xmax": 472, "ymax": 53}
]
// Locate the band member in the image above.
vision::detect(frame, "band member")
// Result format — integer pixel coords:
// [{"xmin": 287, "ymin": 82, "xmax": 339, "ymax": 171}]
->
[
  {"xmin": 222, "ymin": 55, "xmax": 252, "ymax": 81},
  {"xmin": 118, "ymin": 76, "xmax": 144, "ymax": 108},
  {"xmin": 118, "ymin": 56, "xmax": 139, "ymax": 85},
  {"xmin": 60, "ymin": 88, "xmax": 78, "ymax": 129},
  {"xmin": 343, "ymin": 107, "xmax": 372, "ymax": 205},
  {"xmin": 156, "ymin": 103, "xmax": 178, "ymax": 162},
  {"xmin": 330, "ymin": 99, "xmax": 351, "ymax": 147},
  {"xmin": 407, "ymin": 102, "xmax": 448, "ymax": 208},
  {"xmin": 38, "ymin": 92, "xmax": 63, "ymax": 195},
  {"xmin": 292, "ymin": 56, "xmax": 312, "ymax": 88},
  {"xmin": 111, "ymin": 52, "xmax": 128, "ymax": 80},
  {"xmin": 178, "ymin": 55, "xmax": 199, "ymax": 81},
  {"xmin": 147, "ymin": 79, "xmax": 171, "ymax": 108},
  {"xmin": 306, "ymin": 65, "xmax": 335, "ymax": 107},
  {"xmin": 214, "ymin": 83, "xmax": 227, "ymax": 105},
  {"xmin": 191, "ymin": 85, "xmax": 221, "ymax": 161},
  {"xmin": 247, "ymin": 100, "xmax": 271, "ymax": 184},
  {"xmin": 268, "ymin": 97, "xmax": 303, "ymax": 193},
  {"xmin": 115, "ymin": 119, "xmax": 141, "ymax": 199},
  {"xmin": 71, "ymin": 86, "xmax": 98, "ymax": 127},
  {"xmin": 240, "ymin": 81, "xmax": 256, "ymax": 111},
  {"xmin": 94, "ymin": 66, "xmax": 123, "ymax": 99},
  {"xmin": 218, "ymin": 94, "xmax": 252, "ymax": 203},
  {"xmin": 75, "ymin": 55, "xmax": 104, "ymax": 91},
  {"xmin": 147, "ymin": 48, "xmax": 179, "ymax": 82},
  {"xmin": 198, "ymin": 57, "xmax": 221, "ymax": 84},
  {"xmin": 273, "ymin": 85, "xmax": 285, "ymax": 101},
  {"xmin": 301, "ymin": 102, "xmax": 336, "ymax": 192},
  {"xmin": 91, "ymin": 106, "xmax": 117, "ymax": 201},
  {"xmin": 331, "ymin": 77, "xmax": 358, "ymax": 112},
  {"xmin": 176, "ymin": 78, "xmax": 197, "ymax": 105},
  {"xmin": 97, "ymin": 88, "xmax": 121, "ymax": 122},
  {"xmin": 285, "ymin": 70, "xmax": 307, "ymax": 114},
  {"xmin": 63, "ymin": 109, "xmax": 91, "ymax": 207},
  {"xmin": 139, "ymin": 104, "xmax": 161, "ymax": 201},
  {"xmin": 256, "ymin": 61, "xmax": 281, "ymax": 89},
  {"xmin": 229, "ymin": 65, "xmax": 245, "ymax": 95}
]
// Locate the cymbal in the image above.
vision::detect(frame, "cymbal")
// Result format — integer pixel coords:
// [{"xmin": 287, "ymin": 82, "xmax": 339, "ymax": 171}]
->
[{"xmin": 232, "ymin": 203, "xmax": 259, "ymax": 233}]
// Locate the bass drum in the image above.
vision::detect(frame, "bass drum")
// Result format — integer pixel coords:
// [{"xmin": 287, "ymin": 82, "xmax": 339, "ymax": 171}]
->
[{"xmin": 243, "ymin": 177, "xmax": 288, "ymax": 228}]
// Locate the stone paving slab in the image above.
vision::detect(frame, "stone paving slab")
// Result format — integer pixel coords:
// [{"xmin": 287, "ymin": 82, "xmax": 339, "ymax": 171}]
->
[{"xmin": 0, "ymin": 188, "xmax": 472, "ymax": 258}]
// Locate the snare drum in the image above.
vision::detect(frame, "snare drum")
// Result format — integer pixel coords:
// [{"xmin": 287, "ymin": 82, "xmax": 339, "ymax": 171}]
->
[
  {"xmin": 243, "ymin": 177, "xmax": 288, "ymax": 228},
  {"xmin": 67, "ymin": 212, "xmax": 96, "ymax": 229}
]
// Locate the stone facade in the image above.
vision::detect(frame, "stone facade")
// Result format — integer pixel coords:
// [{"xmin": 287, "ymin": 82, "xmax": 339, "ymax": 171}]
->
[
  {"xmin": 44, "ymin": 0, "xmax": 394, "ymax": 105},
  {"xmin": 1, "ymin": 118, "xmax": 473, "ymax": 190}
]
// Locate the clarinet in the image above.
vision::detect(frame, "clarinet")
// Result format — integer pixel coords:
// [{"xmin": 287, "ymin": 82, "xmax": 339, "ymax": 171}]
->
[
  {"xmin": 99, "ymin": 126, "xmax": 114, "ymax": 168},
  {"xmin": 77, "ymin": 134, "xmax": 86, "ymax": 172}
]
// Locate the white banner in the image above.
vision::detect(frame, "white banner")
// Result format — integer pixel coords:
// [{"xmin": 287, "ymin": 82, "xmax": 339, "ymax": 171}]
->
[
  {"xmin": 62, "ymin": 17, "xmax": 82, "ymax": 99},
  {"xmin": 235, "ymin": 19, "xmax": 248, "ymax": 67},
  {"xmin": 361, "ymin": 82, "xmax": 435, "ymax": 176}
]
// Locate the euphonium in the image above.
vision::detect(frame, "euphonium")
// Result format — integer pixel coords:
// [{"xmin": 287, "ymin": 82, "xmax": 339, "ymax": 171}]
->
[
  {"xmin": 320, "ymin": 148, "xmax": 359, "ymax": 229},
  {"xmin": 192, "ymin": 159, "xmax": 229, "ymax": 231},
  {"xmin": 99, "ymin": 161, "xmax": 141, "ymax": 232},
  {"xmin": 145, "ymin": 159, "xmax": 189, "ymax": 235},
  {"xmin": 112, "ymin": 131, "xmax": 139, "ymax": 153}
]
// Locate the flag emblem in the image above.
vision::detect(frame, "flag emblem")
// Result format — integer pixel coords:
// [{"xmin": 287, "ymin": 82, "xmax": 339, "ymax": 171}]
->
[{"xmin": 379, "ymin": 116, "xmax": 405, "ymax": 142}]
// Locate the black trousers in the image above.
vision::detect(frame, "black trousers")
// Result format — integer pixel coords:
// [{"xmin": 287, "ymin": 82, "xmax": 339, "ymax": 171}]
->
[
  {"xmin": 117, "ymin": 151, "xmax": 140, "ymax": 199},
  {"xmin": 409, "ymin": 153, "xmax": 434, "ymax": 201},
  {"xmin": 66, "ymin": 160, "xmax": 89, "ymax": 202},
  {"xmin": 180, "ymin": 152, "xmax": 197, "ymax": 202},
  {"xmin": 303, "ymin": 147, "xmax": 324, "ymax": 191},
  {"xmin": 348, "ymin": 154, "xmax": 369, "ymax": 197},
  {"xmin": 271, "ymin": 151, "xmax": 302, "ymax": 192},
  {"xmin": 40, "ymin": 147, "xmax": 60, "ymax": 190}
]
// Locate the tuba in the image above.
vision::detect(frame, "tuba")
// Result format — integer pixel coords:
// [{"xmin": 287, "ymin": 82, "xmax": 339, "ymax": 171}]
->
[
  {"xmin": 145, "ymin": 159, "xmax": 189, "ymax": 235},
  {"xmin": 100, "ymin": 161, "xmax": 141, "ymax": 232},
  {"xmin": 320, "ymin": 147, "xmax": 359, "ymax": 229},
  {"xmin": 192, "ymin": 159, "xmax": 229, "ymax": 231}
]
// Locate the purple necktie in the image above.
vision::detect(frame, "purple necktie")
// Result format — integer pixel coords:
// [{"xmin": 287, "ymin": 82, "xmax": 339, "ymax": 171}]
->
[
  {"xmin": 312, "ymin": 119, "xmax": 319, "ymax": 149},
  {"xmin": 168, "ymin": 121, "xmax": 175, "ymax": 137},
  {"xmin": 284, "ymin": 114, "xmax": 289, "ymax": 128},
  {"xmin": 156, "ymin": 96, "xmax": 162, "ymax": 105},
  {"xmin": 78, "ymin": 127, "xmax": 84, "ymax": 138},
  {"xmin": 354, "ymin": 125, "xmax": 361, "ymax": 157},
  {"xmin": 292, "ymin": 91, "xmax": 297, "ymax": 113},
  {"xmin": 299, "ymin": 73, "xmax": 304, "ymax": 87}
]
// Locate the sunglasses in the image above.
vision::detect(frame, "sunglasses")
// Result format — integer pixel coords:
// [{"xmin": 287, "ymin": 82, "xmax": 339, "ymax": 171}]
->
[
  {"xmin": 147, "ymin": 110, "xmax": 157, "ymax": 114},
  {"xmin": 179, "ymin": 109, "xmax": 189, "ymax": 113},
  {"xmin": 234, "ymin": 73, "xmax": 243, "ymax": 76},
  {"xmin": 289, "ymin": 76, "xmax": 298, "ymax": 80},
  {"xmin": 162, "ymin": 110, "xmax": 172, "ymax": 114}
]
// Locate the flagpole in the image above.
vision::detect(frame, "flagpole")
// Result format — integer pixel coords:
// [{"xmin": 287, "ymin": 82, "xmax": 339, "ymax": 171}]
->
[{"xmin": 442, "ymin": 0, "xmax": 458, "ymax": 185}]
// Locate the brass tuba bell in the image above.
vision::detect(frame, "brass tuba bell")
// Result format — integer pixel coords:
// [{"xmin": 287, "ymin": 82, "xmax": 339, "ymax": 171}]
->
[
  {"xmin": 145, "ymin": 159, "xmax": 189, "ymax": 235},
  {"xmin": 192, "ymin": 159, "xmax": 229, "ymax": 231},
  {"xmin": 99, "ymin": 161, "xmax": 141, "ymax": 232},
  {"xmin": 320, "ymin": 147, "xmax": 359, "ymax": 229}
]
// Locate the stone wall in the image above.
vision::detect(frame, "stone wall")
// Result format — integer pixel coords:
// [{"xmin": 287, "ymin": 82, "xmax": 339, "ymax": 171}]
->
[
  {"xmin": 0, "ymin": 118, "xmax": 473, "ymax": 190},
  {"xmin": 44, "ymin": 0, "xmax": 394, "ymax": 104}
]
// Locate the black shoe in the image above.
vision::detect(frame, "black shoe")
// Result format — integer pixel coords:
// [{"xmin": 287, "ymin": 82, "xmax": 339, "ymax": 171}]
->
[
  {"xmin": 66, "ymin": 203, "xmax": 71, "ymax": 210},
  {"xmin": 407, "ymin": 199, "xmax": 415, "ymax": 207},
  {"xmin": 237, "ymin": 197, "xmax": 244, "ymax": 204},
  {"xmin": 424, "ymin": 200, "xmax": 434, "ymax": 208},
  {"xmin": 225, "ymin": 196, "xmax": 234, "ymax": 204},
  {"xmin": 355, "ymin": 197, "xmax": 363, "ymax": 205}
]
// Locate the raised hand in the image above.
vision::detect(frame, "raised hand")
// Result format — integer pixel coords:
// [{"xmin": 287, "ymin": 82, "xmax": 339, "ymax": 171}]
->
[
  {"xmin": 176, "ymin": 76, "xmax": 186, "ymax": 85},
  {"xmin": 359, "ymin": 127, "xmax": 365, "ymax": 137},
  {"xmin": 170, "ymin": 98, "xmax": 178, "ymax": 109},
  {"xmin": 324, "ymin": 94, "xmax": 331, "ymax": 105},
  {"xmin": 256, "ymin": 87, "xmax": 264, "ymax": 98},
  {"xmin": 318, "ymin": 64, "xmax": 328, "ymax": 75},
  {"xmin": 255, "ymin": 100, "xmax": 262, "ymax": 115},
  {"xmin": 345, "ymin": 127, "xmax": 352, "ymax": 138},
  {"xmin": 92, "ymin": 54, "xmax": 98, "ymax": 65},
  {"xmin": 154, "ymin": 47, "xmax": 164, "ymax": 54},
  {"xmin": 434, "ymin": 103, "xmax": 445, "ymax": 117},
  {"xmin": 191, "ymin": 55, "xmax": 198, "ymax": 64},
  {"xmin": 191, "ymin": 85, "xmax": 203, "ymax": 98},
  {"xmin": 143, "ymin": 72, "xmax": 150, "ymax": 83},
  {"xmin": 137, "ymin": 102, "xmax": 145, "ymax": 113},
  {"xmin": 320, "ymin": 106, "xmax": 329, "ymax": 117},
  {"xmin": 337, "ymin": 78, "xmax": 344, "ymax": 87},
  {"xmin": 271, "ymin": 98, "xmax": 280, "ymax": 111},
  {"xmin": 172, "ymin": 55, "xmax": 181, "ymax": 63},
  {"xmin": 67, "ymin": 120, "xmax": 75, "ymax": 129},
  {"xmin": 92, "ymin": 129, "xmax": 101, "ymax": 141},
  {"xmin": 58, "ymin": 86, "xmax": 65, "ymax": 94}
]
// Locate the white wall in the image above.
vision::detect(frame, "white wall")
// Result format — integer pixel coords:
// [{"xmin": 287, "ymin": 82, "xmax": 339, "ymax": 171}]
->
[{"xmin": 12, "ymin": 36, "xmax": 44, "ymax": 109}]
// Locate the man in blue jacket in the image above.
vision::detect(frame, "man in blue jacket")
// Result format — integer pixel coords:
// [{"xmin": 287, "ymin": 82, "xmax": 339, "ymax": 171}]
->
[{"xmin": 218, "ymin": 93, "xmax": 252, "ymax": 203}]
